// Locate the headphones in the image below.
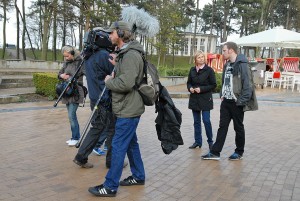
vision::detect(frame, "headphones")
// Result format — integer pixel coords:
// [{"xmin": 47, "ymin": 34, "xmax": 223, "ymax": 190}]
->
[
  {"xmin": 66, "ymin": 45, "xmax": 75, "ymax": 56},
  {"xmin": 114, "ymin": 21, "xmax": 124, "ymax": 38}
]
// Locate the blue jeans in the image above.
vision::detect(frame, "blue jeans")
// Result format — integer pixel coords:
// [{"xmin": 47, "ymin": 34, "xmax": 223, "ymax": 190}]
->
[
  {"xmin": 104, "ymin": 117, "xmax": 145, "ymax": 191},
  {"xmin": 66, "ymin": 103, "xmax": 80, "ymax": 140},
  {"xmin": 192, "ymin": 110, "xmax": 213, "ymax": 146}
]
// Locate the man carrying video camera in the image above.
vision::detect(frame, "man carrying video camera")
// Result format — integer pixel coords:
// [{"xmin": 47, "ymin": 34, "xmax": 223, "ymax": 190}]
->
[{"xmin": 73, "ymin": 28, "xmax": 116, "ymax": 169}]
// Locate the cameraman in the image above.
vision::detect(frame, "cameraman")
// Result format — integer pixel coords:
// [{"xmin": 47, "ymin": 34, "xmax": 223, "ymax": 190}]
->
[
  {"xmin": 73, "ymin": 28, "xmax": 115, "ymax": 168},
  {"xmin": 58, "ymin": 46, "xmax": 85, "ymax": 147}
]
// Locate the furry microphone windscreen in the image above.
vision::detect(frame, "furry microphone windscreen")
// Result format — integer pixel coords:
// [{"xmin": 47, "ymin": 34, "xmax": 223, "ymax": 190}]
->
[{"xmin": 121, "ymin": 6, "xmax": 159, "ymax": 38}]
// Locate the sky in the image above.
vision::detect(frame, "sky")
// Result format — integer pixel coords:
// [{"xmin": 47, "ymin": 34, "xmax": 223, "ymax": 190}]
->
[{"xmin": 1, "ymin": 0, "xmax": 238, "ymax": 47}]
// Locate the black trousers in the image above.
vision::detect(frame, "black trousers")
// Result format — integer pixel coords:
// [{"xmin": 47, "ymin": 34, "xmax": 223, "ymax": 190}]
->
[
  {"xmin": 211, "ymin": 99, "xmax": 245, "ymax": 156},
  {"xmin": 75, "ymin": 104, "xmax": 115, "ymax": 167}
]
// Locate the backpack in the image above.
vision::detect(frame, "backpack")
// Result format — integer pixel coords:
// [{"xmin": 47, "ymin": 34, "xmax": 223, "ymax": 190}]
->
[{"xmin": 136, "ymin": 53, "xmax": 160, "ymax": 106}]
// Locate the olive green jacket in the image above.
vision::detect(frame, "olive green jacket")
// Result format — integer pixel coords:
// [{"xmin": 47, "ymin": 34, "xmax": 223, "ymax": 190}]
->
[{"xmin": 105, "ymin": 40, "xmax": 145, "ymax": 117}]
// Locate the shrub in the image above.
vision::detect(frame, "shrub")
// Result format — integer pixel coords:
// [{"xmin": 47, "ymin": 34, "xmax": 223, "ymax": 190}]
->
[
  {"xmin": 158, "ymin": 67, "xmax": 189, "ymax": 77},
  {"xmin": 214, "ymin": 72, "xmax": 222, "ymax": 93},
  {"xmin": 33, "ymin": 73, "xmax": 59, "ymax": 99}
]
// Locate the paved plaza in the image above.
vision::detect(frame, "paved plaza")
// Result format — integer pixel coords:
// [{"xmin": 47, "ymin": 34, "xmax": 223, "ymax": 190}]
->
[{"xmin": 1, "ymin": 88, "xmax": 300, "ymax": 201}]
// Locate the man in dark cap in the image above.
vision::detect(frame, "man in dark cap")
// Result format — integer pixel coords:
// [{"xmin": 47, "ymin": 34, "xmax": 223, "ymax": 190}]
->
[{"xmin": 88, "ymin": 21, "xmax": 146, "ymax": 197}]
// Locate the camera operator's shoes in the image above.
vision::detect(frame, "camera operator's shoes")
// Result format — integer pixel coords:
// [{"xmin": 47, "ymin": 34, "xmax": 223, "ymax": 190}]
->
[
  {"xmin": 201, "ymin": 152, "xmax": 220, "ymax": 160},
  {"xmin": 119, "ymin": 176, "xmax": 145, "ymax": 186},
  {"xmin": 68, "ymin": 140, "xmax": 78, "ymax": 146},
  {"xmin": 228, "ymin": 153, "xmax": 243, "ymax": 160},
  {"xmin": 93, "ymin": 148, "xmax": 105, "ymax": 156},
  {"xmin": 88, "ymin": 184, "xmax": 117, "ymax": 197},
  {"xmin": 73, "ymin": 159, "xmax": 94, "ymax": 168}
]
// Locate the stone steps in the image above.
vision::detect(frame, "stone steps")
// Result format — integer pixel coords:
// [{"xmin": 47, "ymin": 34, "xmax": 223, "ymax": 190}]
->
[
  {"xmin": 0, "ymin": 68, "xmax": 56, "ymax": 89},
  {"xmin": 0, "ymin": 68, "xmax": 56, "ymax": 103}
]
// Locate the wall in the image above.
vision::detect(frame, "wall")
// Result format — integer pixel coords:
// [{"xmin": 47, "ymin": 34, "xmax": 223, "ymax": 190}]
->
[{"xmin": 0, "ymin": 59, "xmax": 63, "ymax": 70}]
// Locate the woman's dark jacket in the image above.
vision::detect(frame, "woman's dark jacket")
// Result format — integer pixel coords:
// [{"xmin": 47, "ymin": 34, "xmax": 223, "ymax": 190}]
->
[
  {"xmin": 58, "ymin": 55, "xmax": 84, "ymax": 104},
  {"xmin": 187, "ymin": 64, "xmax": 217, "ymax": 111},
  {"xmin": 155, "ymin": 85, "xmax": 183, "ymax": 154}
]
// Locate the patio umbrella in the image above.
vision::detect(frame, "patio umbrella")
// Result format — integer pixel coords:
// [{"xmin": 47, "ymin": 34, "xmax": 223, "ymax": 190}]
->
[{"xmin": 223, "ymin": 27, "xmax": 300, "ymax": 70}]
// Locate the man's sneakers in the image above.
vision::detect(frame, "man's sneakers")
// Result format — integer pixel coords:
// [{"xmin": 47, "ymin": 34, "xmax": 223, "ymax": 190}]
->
[
  {"xmin": 73, "ymin": 159, "xmax": 94, "ymax": 168},
  {"xmin": 68, "ymin": 140, "xmax": 78, "ymax": 147},
  {"xmin": 119, "ymin": 176, "xmax": 145, "ymax": 186},
  {"xmin": 228, "ymin": 152, "xmax": 243, "ymax": 160},
  {"xmin": 88, "ymin": 184, "xmax": 116, "ymax": 197},
  {"xmin": 201, "ymin": 152, "xmax": 243, "ymax": 161},
  {"xmin": 201, "ymin": 152, "xmax": 220, "ymax": 160},
  {"xmin": 93, "ymin": 148, "xmax": 106, "ymax": 156}
]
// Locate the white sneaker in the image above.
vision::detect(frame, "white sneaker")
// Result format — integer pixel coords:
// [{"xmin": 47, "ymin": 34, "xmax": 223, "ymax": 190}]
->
[
  {"xmin": 68, "ymin": 140, "xmax": 78, "ymax": 146},
  {"xmin": 66, "ymin": 139, "xmax": 72, "ymax": 144}
]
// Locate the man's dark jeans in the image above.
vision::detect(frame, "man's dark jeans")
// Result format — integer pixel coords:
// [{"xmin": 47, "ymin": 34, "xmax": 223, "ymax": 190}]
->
[
  {"xmin": 75, "ymin": 104, "xmax": 115, "ymax": 166},
  {"xmin": 211, "ymin": 99, "xmax": 245, "ymax": 156}
]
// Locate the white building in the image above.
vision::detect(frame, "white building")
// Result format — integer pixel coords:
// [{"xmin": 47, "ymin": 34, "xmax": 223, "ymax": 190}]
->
[{"xmin": 174, "ymin": 32, "xmax": 218, "ymax": 56}]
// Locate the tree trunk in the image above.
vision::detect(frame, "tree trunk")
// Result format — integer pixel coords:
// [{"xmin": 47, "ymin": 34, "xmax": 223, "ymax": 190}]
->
[
  {"xmin": 189, "ymin": 0, "xmax": 199, "ymax": 64},
  {"xmin": 208, "ymin": 0, "xmax": 215, "ymax": 53},
  {"xmin": 222, "ymin": 0, "xmax": 231, "ymax": 42},
  {"xmin": 1, "ymin": 1, "xmax": 7, "ymax": 59},
  {"xmin": 41, "ymin": 1, "xmax": 53, "ymax": 60},
  {"xmin": 52, "ymin": 0, "xmax": 58, "ymax": 61},
  {"xmin": 15, "ymin": 0, "xmax": 20, "ymax": 59},
  {"xmin": 22, "ymin": 0, "xmax": 26, "ymax": 60},
  {"xmin": 285, "ymin": 0, "xmax": 292, "ymax": 29}
]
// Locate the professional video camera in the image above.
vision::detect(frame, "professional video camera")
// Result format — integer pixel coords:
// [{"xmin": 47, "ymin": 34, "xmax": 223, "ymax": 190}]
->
[{"xmin": 82, "ymin": 28, "xmax": 115, "ymax": 58}]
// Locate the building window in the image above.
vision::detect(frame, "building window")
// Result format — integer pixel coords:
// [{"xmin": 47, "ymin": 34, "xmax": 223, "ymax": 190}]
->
[
  {"xmin": 174, "ymin": 44, "xmax": 179, "ymax": 55},
  {"xmin": 184, "ymin": 38, "xmax": 189, "ymax": 55},
  {"xmin": 191, "ymin": 38, "xmax": 198, "ymax": 52},
  {"xmin": 200, "ymin": 38, "xmax": 205, "ymax": 52}
]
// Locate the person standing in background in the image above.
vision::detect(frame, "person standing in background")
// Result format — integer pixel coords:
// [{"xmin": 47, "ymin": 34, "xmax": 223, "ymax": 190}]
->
[
  {"xmin": 202, "ymin": 41, "xmax": 257, "ymax": 161},
  {"xmin": 187, "ymin": 50, "xmax": 216, "ymax": 150},
  {"xmin": 58, "ymin": 45, "xmax": 84, "ymax": 147}
]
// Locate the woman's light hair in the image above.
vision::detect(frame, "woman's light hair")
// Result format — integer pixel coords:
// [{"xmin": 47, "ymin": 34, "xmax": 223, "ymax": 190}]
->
[
  {"xmin": 194, "ymin": 50, "xmax": 207, "ymax": 65},
  {"xmin": 61, "ymin": 45, "xmax": 80, "ymax": 58}
]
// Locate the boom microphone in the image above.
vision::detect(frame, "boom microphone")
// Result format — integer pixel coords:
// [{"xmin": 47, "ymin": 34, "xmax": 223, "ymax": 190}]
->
[{"xmin": 121, "ymin": 6, "xmax": 159, "ymax": 38}]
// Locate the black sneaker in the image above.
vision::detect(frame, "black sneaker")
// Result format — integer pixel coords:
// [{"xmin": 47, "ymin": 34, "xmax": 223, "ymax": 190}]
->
[
  {"xmin": 201, "ymin": 152, "xmax": 220, "ymax": 160},
  {"xmin": 88, "ymin": 184, "xmax": 117, "ymax": 197},
  {"xmin": 119, "ymin": 176, "xmax": 145, "ymax": 186},
  {"xmin": 73, "ymin": 159, "xmax": 93, "ymax": 168},
  {"xmin": 228, "ymin": 153, "xmax": 243, "ymax": 160}
]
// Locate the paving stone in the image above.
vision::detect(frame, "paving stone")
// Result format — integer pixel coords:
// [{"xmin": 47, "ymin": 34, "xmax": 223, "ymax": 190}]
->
[{"xmin": 1, "ymin": 87, "xmax": 300, "ymax": 200}]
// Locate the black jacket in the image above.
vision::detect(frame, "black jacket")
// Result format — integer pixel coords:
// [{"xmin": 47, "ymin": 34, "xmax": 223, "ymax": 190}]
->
[
  {"xmin": 84, "ymin": 48, "xmax": 114, "ymax": 110},
  {"xmin": 155, "ymin": 84, "xmax": 183, "ymax": 154},
  {"xmin": 187, "ymin": 64, "xmax": 217, "ymax": 111}
]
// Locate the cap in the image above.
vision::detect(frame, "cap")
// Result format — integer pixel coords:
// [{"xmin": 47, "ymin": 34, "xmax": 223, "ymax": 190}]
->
[
  {"xmin": 105, "ymin": 21, "xmax": 131, "ymax": 33},
  {"xmin": 93, "ymin": 27, "xmax": 105, "ymax": 31}
]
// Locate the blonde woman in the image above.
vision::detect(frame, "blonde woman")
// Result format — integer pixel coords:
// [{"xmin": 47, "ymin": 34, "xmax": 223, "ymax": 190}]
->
[
  {"xmin": 58, "ymin": 45, "xmax": 84, "ymax": 146},
  {"xmin": 187, "ymin": 51, "xmax": 217, "ymax": 150}
]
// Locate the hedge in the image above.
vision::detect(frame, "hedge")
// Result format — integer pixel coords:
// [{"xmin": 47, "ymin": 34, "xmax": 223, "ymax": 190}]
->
[{"xmin": 33, "ymin": 72, "xmax": 59, "ymax": 100}]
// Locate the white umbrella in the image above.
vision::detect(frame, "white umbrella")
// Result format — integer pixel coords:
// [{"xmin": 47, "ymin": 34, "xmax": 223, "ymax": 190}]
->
[
  {"xmin": 223, "ymin": 27, "xmax": 300, "ymax": 70},
  {"xmin": 226, "ymin": 27, "xmax": 300, "ymax": 48}
]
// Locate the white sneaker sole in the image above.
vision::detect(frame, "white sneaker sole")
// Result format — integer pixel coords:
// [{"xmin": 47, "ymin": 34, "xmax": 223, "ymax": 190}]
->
[
  {"xmin": 229, "ymin": 157, "xmax": 243, "ymax": 161},
  {"xmin": 68, "ymin": 141, "xmax": 78, "ymax": 147},
  {"xmin": 92, "ymin": 150, "xmax": 103, "ymax": 156},
  {"xmin": 202, "ymin": 158, "xmax": 220, "ymax": 160}
]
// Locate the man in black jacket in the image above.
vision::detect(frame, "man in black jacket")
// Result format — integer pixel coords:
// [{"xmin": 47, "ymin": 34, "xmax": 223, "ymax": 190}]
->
[
  {"xmin": 73, "ymin": 29, "xmax": 115, "ymax": 169},
  {"xmin": 202, "ymin": 42, "xmax": 254, "ymax": 161}
]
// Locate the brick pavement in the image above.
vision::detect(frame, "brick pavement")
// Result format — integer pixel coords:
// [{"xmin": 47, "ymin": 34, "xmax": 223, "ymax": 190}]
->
[{"xmin": 1, "ymin": 96, "xmax": 300, "ymax": 201}]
